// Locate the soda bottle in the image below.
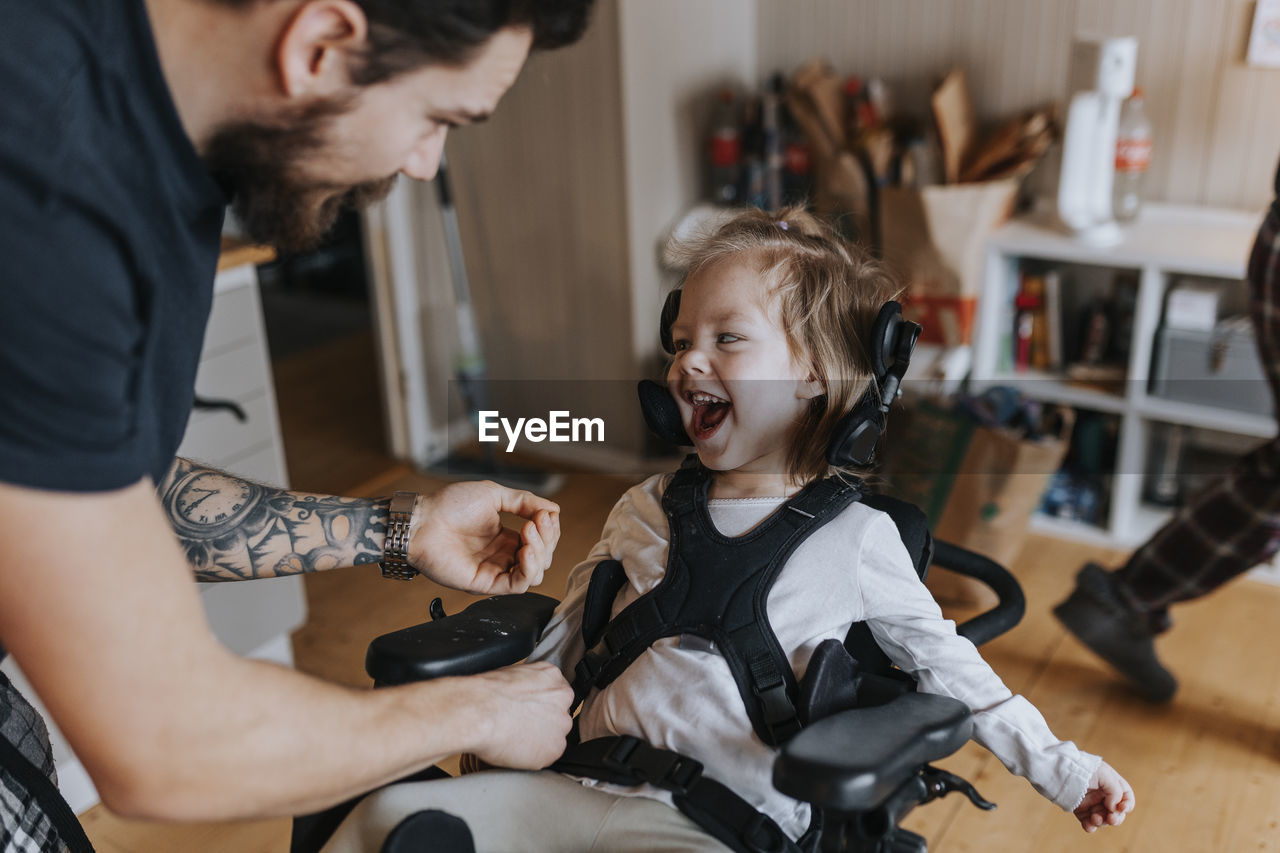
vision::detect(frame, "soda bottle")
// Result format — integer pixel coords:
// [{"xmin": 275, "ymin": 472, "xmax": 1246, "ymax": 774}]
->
[
  {"xmin": 762, "ymin": 74, "xmax": 785, "ymax": 211},
  {"xmin": 708, "ymin": 89, "xmax": 742, "ymax": 206},
  {"xmin": 738, "ymin": 96, "xmax": 767, "ymax": 208},
  {"xmin": 1112, "ymin": 87, "xmax": 1152, "ymax": 224}
]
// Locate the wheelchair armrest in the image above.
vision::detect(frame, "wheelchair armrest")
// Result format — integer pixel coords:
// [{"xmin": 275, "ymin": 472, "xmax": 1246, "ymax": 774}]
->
[
  {"xmin": 365, "ymin": 593, "xmax": 560, "ymax": 686},
  {"xmin": 931, "ymin": 540, "xmax": 1026, "ymax": 646},
  {"xmin": 772, "ymin": 692, "xmax": 972, "ymax": 813}
]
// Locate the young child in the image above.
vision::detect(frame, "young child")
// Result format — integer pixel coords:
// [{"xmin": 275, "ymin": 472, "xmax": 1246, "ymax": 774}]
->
[{"xmin": 326, "ymin": 207, "xmax": 1133, "ymax": 852}]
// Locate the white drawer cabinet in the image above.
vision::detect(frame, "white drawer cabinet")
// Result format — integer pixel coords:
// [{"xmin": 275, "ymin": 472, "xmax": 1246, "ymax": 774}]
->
[{"xmin": 182, "ymin": 260, "xmax": 307, "ymax": 661}]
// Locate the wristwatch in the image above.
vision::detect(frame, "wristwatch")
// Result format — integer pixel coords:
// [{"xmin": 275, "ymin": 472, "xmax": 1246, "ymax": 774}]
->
[{"xmin": 380, "ymin": 490, "xmax": 419, "ymax": 581}]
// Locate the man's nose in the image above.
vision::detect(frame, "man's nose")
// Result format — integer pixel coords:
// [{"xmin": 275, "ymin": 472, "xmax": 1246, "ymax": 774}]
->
[{"xmin": 401, "ymin": 128, "xmax": 449, "ymax": 182}]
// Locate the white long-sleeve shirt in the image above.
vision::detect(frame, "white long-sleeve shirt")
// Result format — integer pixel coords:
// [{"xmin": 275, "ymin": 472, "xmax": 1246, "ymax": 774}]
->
[{"xmin": 530, "ymin": 474, "xmax": 1100, "ymax": 840}]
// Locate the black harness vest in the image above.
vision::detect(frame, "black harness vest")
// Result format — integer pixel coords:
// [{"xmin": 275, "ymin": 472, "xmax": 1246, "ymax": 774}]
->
[
  {"xmin": 569, "ymin": 459, "xmax": 862, "ymax": 746},
  {"xmin": 555, "ymin": 460, "xmax": 932, "ymax": 853}
]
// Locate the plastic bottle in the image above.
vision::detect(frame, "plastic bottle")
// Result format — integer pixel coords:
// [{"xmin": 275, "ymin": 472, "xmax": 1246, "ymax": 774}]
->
[
  {"xmin": 708, "ymin": 89, "xmax": 742, "ymax": 206},
  {"xmin": 762, "ymin": 74, "xmax": 784, "ymax": 211},
  {"xmin": 738, "ymin": 96, "xmax": 767, "ymax": 208},
  {"xmin": 1112, "ymin": 87, "xmax": 1152, "ymax": 224}
]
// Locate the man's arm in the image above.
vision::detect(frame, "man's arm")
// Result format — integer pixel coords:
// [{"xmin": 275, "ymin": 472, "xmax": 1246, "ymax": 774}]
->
[
  {"xmin": 159, "ymin": 458, "xmax": 562, "ymax": 594},
  {"xmin": 157, "ymin": 457, "xmax": 386, "ymax": 581},
  {"xmin": 0, "ymin": 477, "xmax": 573, "ymax": 820}
]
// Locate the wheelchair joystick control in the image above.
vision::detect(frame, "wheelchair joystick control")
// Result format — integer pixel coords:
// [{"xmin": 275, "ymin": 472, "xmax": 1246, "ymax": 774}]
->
[{"xmin": 429, "ymin": 598, "xmax": 447, "ymax": 621}]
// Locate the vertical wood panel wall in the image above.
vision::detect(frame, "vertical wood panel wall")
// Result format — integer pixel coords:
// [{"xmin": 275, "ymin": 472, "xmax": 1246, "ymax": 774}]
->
[
  {"xmin": 446, "ymin": 1, "xmax": 640, "ymax": 452},
  {"xmin": 756, "ymin": 0, "xmax": 1280, "ymax": 211},
  {"xmin": 444, "ymin": 0, "xmax": 757, "ymax": 458}
]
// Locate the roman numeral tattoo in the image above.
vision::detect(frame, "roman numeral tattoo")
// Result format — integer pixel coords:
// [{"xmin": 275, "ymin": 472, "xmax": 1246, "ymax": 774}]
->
[{"xmin": 158, "ymin": 458, "xmax": 389, "ymax": 582}]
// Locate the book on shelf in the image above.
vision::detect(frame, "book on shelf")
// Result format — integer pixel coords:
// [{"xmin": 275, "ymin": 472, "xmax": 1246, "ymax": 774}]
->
[{"xmin": 1011, "ymin": 268, "xmax": 1062, "ymax": 372}]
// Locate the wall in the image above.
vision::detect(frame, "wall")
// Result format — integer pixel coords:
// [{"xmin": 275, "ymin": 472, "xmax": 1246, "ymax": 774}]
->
[
  {"xmin": 444, "ymin": 0, "xmax": 757, "ymax": 461},
  {"xmin": 446, "ymin": 0, "xmax": 638, "ymax": 454},
  {"xmin": 619, "ymin": 0, "xmax": 758, "ymax": 368},
  {"xmin": 756, "ymin": 0, "xmax": 1280, "ymax": 211}
]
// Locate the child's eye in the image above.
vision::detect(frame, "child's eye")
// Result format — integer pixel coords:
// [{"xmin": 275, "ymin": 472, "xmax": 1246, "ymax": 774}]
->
[
  {"xmin": 672, "ymin": 339, "xmax": 691, "ymax": 352},
  {"xmin": 716, "ymin": 334, "xmax": 741, "ymax": 344}
]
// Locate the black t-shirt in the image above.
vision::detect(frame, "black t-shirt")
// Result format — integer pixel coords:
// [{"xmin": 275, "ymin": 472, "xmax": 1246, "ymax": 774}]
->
[{"xmin": 0, "ymin": 0, "xmax": 228, "ymax": 492}]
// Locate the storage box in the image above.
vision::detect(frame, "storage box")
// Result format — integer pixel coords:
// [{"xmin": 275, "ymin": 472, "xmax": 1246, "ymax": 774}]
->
[
  {"xmin": 1150, "ymin": 322, "xmax": 1272, "ymax": 417},
  {"xmin": 1163, "ymin": 282, "xmax": 1223, "ymax": 332}
]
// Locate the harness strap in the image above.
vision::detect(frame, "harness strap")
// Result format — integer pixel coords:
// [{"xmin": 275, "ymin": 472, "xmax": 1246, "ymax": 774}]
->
[
  {"xmin": 581, "ymin": 559, "xmax": 627, "ymax": 650},
  {"xmin": 554, "ymin": 737, "xmax": 808, "ymax": 853}
]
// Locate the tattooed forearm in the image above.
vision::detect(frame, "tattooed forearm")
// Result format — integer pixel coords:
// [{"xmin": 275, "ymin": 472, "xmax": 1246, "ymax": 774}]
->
[{"xmin": 157, "ymin": 458, "xmax": 389, "ymax": 582}]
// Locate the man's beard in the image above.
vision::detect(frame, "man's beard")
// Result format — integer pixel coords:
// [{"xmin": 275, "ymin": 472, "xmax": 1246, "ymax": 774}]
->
[{"xmin": 203, "ymin": 96, "xmax": 398, "ymax": 254}]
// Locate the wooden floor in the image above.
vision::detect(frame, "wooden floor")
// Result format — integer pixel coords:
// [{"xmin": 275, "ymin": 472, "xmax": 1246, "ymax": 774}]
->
[
  {"xmin": 79, "ymin": 468, "xmax": 1280, "ymax": 852},
  {"xmin": 77, "ymin": 333, "xmax": 1280, "ymax": 851}
]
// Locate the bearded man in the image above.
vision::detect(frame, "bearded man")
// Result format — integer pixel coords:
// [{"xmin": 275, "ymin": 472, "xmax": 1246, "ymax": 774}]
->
[{"xmin": 0, "ymin": 0, "xmax": 593, "ymax": 847}]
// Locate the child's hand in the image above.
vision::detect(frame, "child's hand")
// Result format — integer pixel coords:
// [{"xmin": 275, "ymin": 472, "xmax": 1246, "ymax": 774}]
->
[{"xmin": 1073, "ymin": 761, "xmax": 1134, "ymax": 832}]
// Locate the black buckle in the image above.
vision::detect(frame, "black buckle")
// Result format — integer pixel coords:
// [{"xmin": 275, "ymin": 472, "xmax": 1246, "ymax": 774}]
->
[
  {"xmin": 752, "ymin": 680, "xmax": 800, "ymax": 742},
  {"xmin": 661, "ymin": 755, "xmax": 703, "ymax": 795},
  {"xmin": 601, "ymin": 737, "xmax": 703, "ymax": 795},
  {"xmin": 741, "ymin": 813, "xmax": 789, "ymax": 853},
  {"xmin": 603, "ymin": 735, "xmax": 641, "ymax": 770}
]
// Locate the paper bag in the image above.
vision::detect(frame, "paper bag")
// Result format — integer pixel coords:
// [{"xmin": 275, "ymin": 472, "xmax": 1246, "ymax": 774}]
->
[
  {"xmin": 883, "ymin": 402, "xmax": 1073, "ymax": 608},
  {"xmin": 880, "ymin": 180, "xmax": 1018, "ymax": 346},
  {"xmin": 929, "ymin": 410, "xmax": 1073, "ymax": 606}
]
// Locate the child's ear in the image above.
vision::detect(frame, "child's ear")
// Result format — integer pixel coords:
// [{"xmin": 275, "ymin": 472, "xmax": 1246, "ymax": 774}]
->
[{"xmin": 797, "ymin": 374, "xmax": 826, "ymax": 400}]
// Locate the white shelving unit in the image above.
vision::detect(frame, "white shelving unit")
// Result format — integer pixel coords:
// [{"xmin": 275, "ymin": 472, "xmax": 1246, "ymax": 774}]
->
[{"xmin": 972, "ymin": 202, "xmax": 1273, "ymax": 554}]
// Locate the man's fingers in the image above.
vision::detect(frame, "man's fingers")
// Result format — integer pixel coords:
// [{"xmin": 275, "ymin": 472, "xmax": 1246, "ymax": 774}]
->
[
  {"xmin": 516, "ymin": 513, "xmax": 555, "ymax": 586},
  {"xmin": 536, "ymin": 509, "xmax": 559, "ymax": 553},
  {"xmin": 492, "ymin": 485, "xmax": 560, "ymax": 521},
  {"xmin": 515, "ymin": 523, "xmax": 544, "ymax": 589}
]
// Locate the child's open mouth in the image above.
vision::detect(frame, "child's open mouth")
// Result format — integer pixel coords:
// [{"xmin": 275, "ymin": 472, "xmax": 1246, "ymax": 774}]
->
[{"xmin": 685, "ymin": 390, "xmax": 731, "ymax": 439}]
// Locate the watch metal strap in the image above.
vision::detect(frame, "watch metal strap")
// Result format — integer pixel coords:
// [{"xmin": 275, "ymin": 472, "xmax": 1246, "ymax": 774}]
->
[{"xmin": 380, "ymin": 490, "xmax": 418, "ymax": 580}]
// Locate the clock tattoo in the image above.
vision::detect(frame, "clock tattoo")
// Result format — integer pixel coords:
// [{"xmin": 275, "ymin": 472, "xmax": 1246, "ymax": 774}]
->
[
  {"xmin": 172, "ymin": 471, "xmax": 261, "ymax": 533},
  {"xmin": 158, "ymin": 458, "xmax": 387, "ymax": 581}
]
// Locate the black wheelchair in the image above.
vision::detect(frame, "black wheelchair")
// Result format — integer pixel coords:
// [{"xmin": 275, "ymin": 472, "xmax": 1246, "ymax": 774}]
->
[
  {"xmin": 291, "ymin": 301, "xmax": 1026, "ymax": 852},
  {"xmin": 291, "ymin": 532, "xmax": 1024, "ymax": 853}
]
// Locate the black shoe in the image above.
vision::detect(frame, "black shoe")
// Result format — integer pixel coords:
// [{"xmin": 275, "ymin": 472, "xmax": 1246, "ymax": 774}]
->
[{"xmin": 1053, "ymin": 563, "xmax": 1178, "ymax": 703}]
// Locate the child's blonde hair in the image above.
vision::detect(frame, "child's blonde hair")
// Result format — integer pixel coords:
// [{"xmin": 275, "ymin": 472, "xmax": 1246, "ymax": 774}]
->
[{"xmin": 670, "ymin": 205, "xmax": 902, "ymax": 484}]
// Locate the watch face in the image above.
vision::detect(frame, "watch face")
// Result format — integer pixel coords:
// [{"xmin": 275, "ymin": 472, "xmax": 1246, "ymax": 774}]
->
[{"xmin": 173, "ymin": 470, "xmax": 259, "ymax": 531}]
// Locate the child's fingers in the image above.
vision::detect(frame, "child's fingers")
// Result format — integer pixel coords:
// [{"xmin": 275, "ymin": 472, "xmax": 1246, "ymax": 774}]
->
[{"xmin": 1105, "ymin": 784, "xmax": 1121, "ymax": 810}]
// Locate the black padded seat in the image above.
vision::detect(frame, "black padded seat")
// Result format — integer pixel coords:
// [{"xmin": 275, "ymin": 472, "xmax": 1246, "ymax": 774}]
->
[{"xmin": 772, "ymin": 692, "xmax": 972, "ymax": 813}]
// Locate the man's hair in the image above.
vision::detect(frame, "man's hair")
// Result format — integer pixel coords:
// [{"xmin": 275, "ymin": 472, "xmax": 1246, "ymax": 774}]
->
[
  {"xmin": 218, "ymin": 0, "xmax": 595, "ymax": 85},
  {"xmin": 669, "ymin": 205, "xmax": 902, "ymax": 484}
]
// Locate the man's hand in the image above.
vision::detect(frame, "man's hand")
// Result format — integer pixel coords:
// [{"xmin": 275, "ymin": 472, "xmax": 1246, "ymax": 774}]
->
[
  {"xmin": 451, "ymin": 662, "xmax": 574, "ymax": 769},
  {"xmin": 409, "ymin": 481, "xmax": 560, "ymax": 593},
  {"xmin": 1074, "ymin": 760, "xmax": 1134, "ymax": 832}
]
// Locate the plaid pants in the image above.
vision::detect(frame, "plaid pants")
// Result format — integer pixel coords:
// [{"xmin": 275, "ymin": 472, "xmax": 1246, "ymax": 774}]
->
[{"xmin": 1118, "ymin": 207, "xmax": 1280, "ymax": 629}]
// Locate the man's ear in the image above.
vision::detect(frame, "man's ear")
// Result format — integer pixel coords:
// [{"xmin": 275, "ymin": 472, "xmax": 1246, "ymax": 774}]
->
[{"xmin": 277, "ymin": 0, "xmax": 369, "ymax": 98}]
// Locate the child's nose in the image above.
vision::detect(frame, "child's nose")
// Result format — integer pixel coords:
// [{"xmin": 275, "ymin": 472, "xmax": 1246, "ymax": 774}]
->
[{"xmin": 677, "ymin": 347, "xmax": 711, "ymax": 374}]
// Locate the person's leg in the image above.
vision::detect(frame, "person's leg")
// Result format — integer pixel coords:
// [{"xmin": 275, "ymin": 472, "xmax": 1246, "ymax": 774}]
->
[
  {"xmin": 320, "ymin": 770, "xmax": 608, "ymax": 853},
  {"xmin": 1115, "ymin": 438, "xmax": 1280, "ymax": 619},
  {"xmin": 1055, "ymin": 207, "xmax": 1280, "ymax": 701},
  {"xmin": 319, "ymin": 770, "xmax": 730, "ymax": 853},
  {"xmin": 1119, "ymin": 204, "xmax": 1280, "ymax": 617},
  {"xmin": 593, "ymin": 793, "xmax": 734, "ymax": 852}
]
